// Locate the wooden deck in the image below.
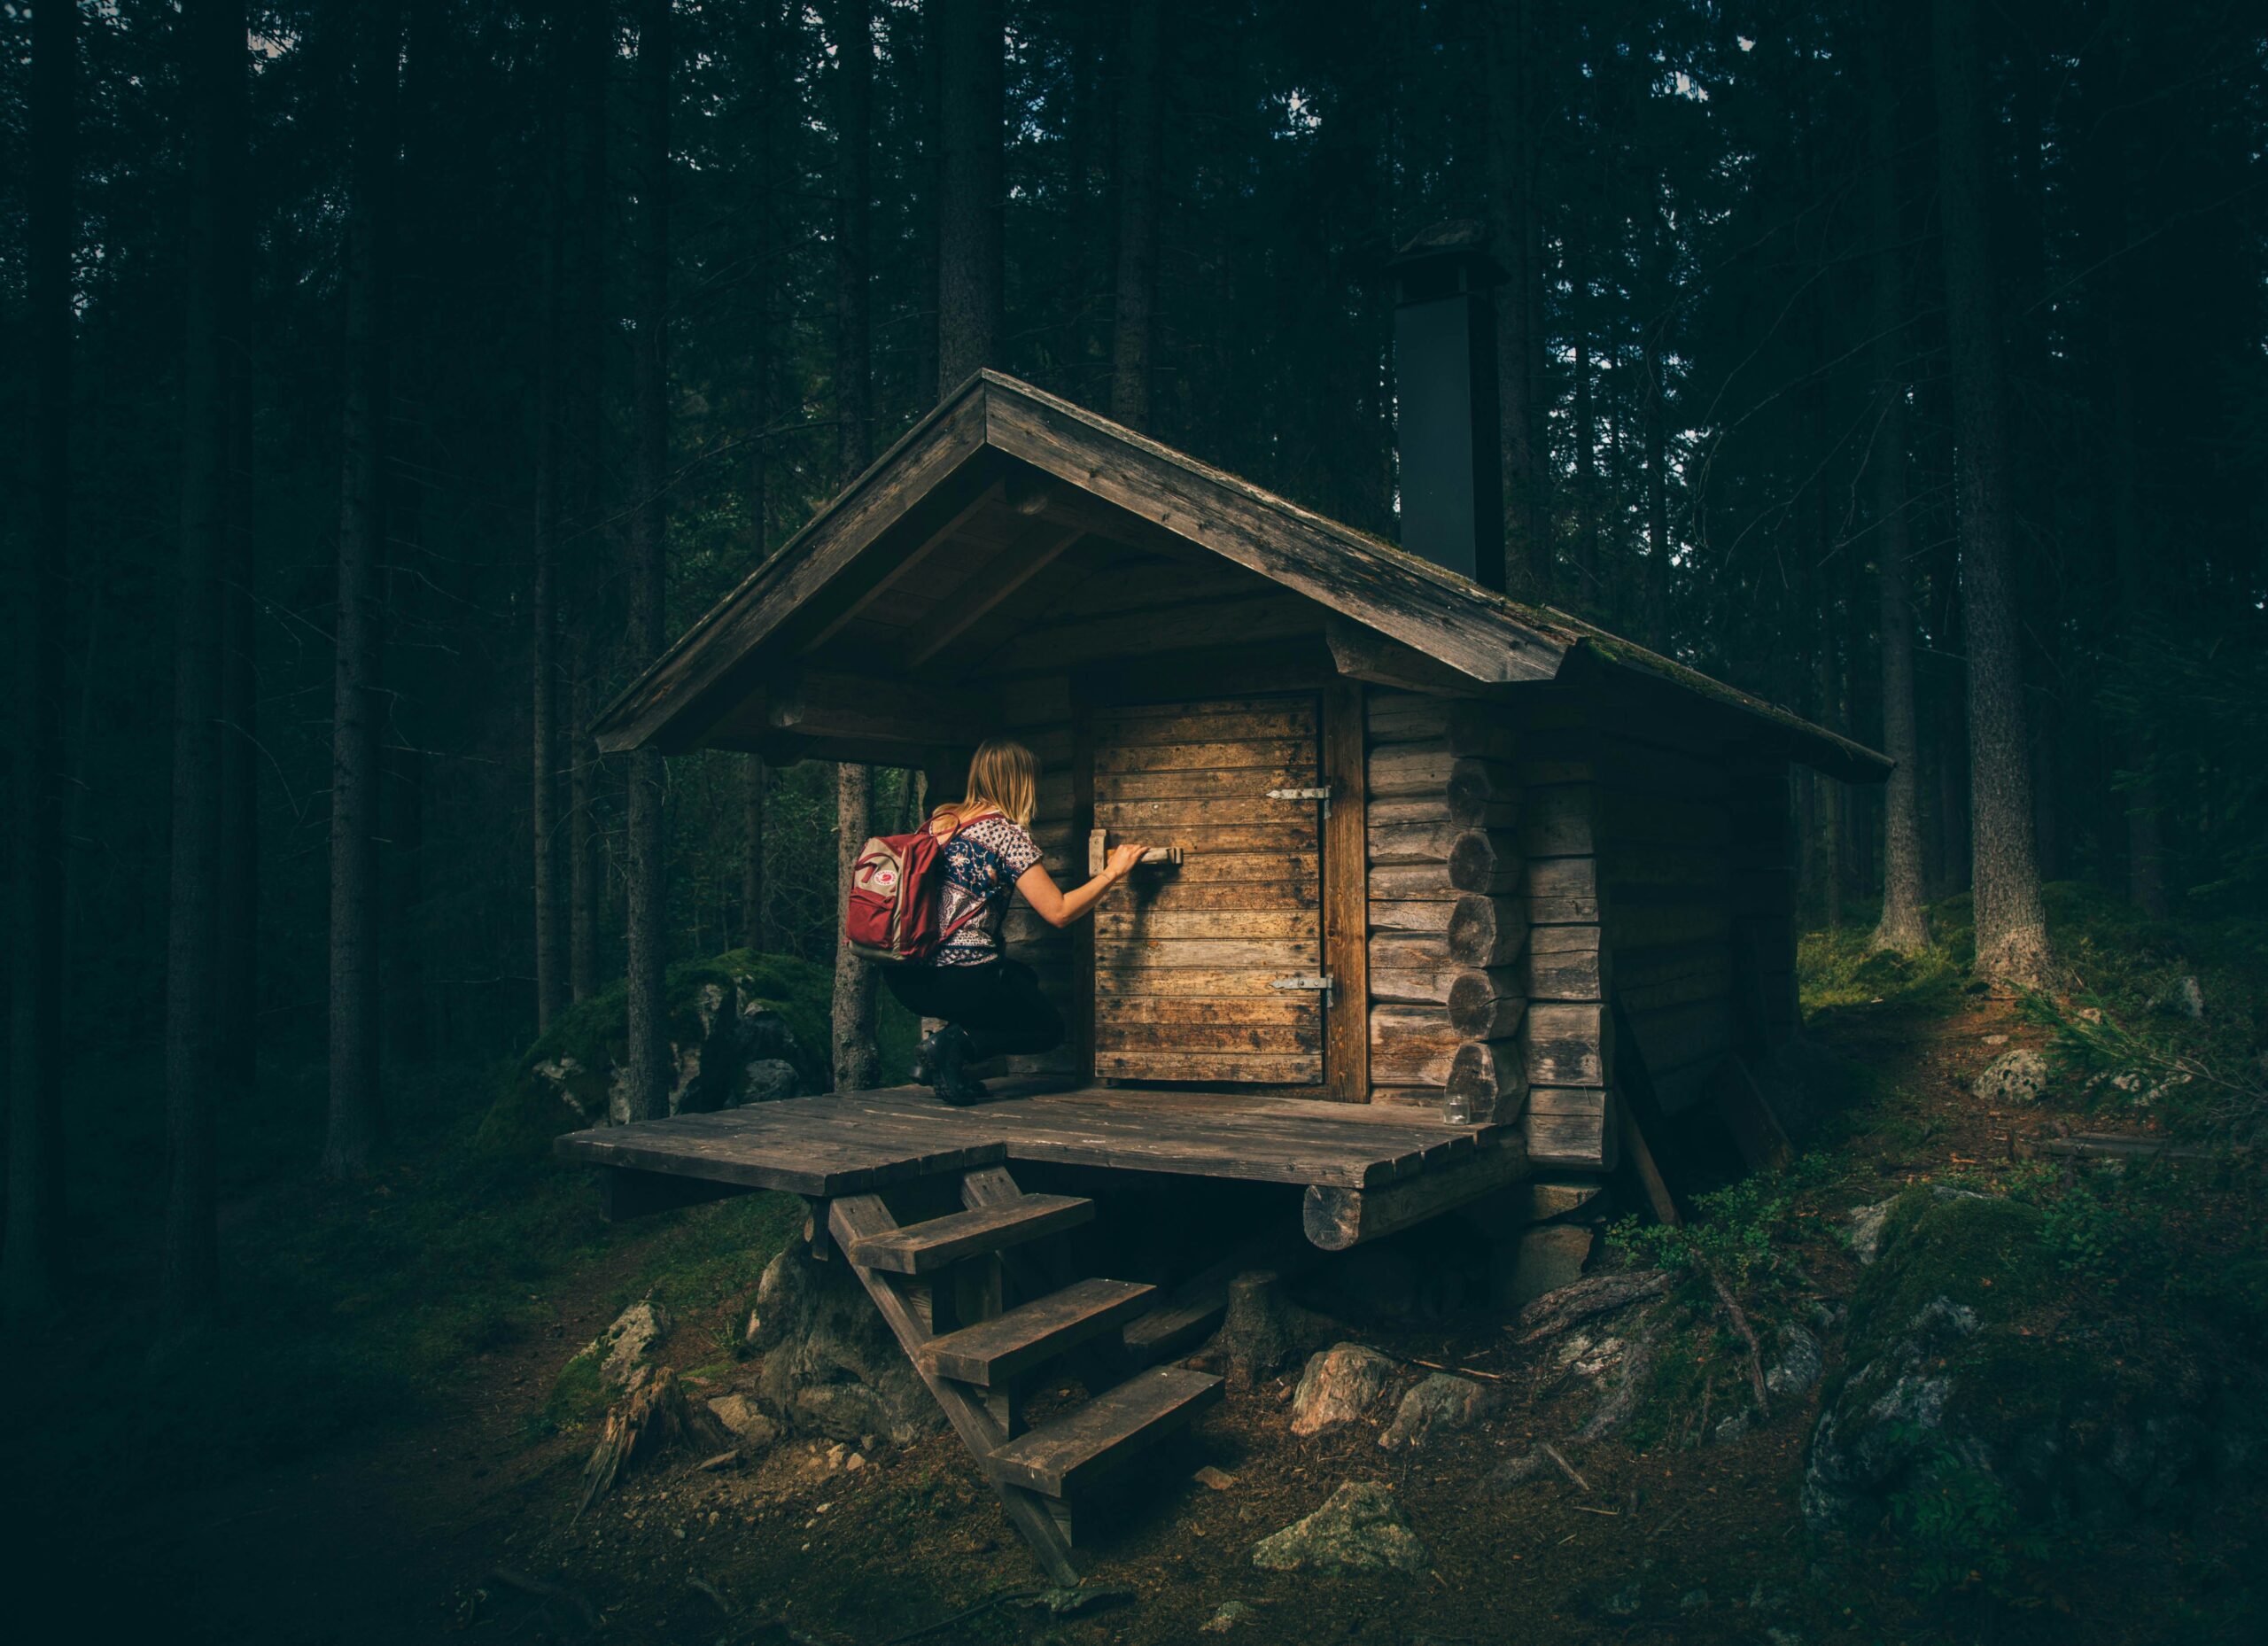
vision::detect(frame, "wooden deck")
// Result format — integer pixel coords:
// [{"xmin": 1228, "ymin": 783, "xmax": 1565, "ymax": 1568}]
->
[{"xmin": 554, "ymin": 1079, "xmax": 1508, "ymax": 1199}]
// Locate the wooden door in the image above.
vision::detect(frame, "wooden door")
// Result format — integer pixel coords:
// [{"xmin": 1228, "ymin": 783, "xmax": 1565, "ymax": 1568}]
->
[{"xmin": 1089, "ymin": 695, "xmax": 1325, "ymax": 1083}]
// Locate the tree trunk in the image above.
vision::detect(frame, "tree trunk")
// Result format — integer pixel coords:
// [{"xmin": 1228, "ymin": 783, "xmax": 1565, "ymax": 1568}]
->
[
  {"xmin": 324, "ymin": 3, "xmax": 397, "ymax": 1177},
  {"xmin": 564, "ymin": 0, "xmax": 607, "ymax": 1006},
  {"xmin": 1483, "ymin": 0, "xmax": 1547, "ymax": 599},
  {"xmin": 1109, "ymin": 0, "xmax": 1162, "ymax": 431},
  {"xmin": 624, "ymin": 0, "xmax": 674, "ymax": 1123},
  {"xmin": 532, "ymin": 68, "xmax": 569, "ymax": 1034},
  {"xmin": 568, "ymin": 645, "xmax": 599, "ymax": 1001},
  {"xmin": 1642, "ymin": 318, "xmax": 1670, "ymax": 650},
  {"xmin": 1933, "ymin": 0, "xmax": 2051, "ymax": 987},
  {"xmin": 164, "ymin": 0, "xmax": 245, "ymax": 1314},
  {"xmin": 833, "ymin": 0, "xmax": 874, "ymax": 478},
  {"xmin": 217, "ymin": 232, "xmax": 259, "ymax": 1090},
  {"xmin": 1866, "ymin": 4, "xmax": 1929, "ymax": 954},
  {"xmin": 1573, "ymin": 276, "xmax": 1598, "ymax": 609},
  {"xmin": 832, "ymin": 764, "xmax": 882, "ymax": 1092},
  {"xmin": 742, "ymin": 758, "xmax": 768, "ymax": 951},
  {"xmin": 6, "ymin": 0, "xmax": 76, "ymax": 1317},
  {"xmin": 936, "ymin": 0, "xmax": 1004, "ymax": 395}
]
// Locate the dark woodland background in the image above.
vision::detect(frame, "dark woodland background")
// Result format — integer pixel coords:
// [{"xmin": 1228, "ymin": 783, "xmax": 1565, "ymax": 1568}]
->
[{"xmin": 4, "ymin": 0, "xmax": 2265, "ymax": 1321}]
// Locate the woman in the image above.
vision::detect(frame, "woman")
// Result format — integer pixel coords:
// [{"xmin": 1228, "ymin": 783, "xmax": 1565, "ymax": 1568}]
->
[{"xmin": 887, "ymin": 737, "xmax": 1148, "ymax": 1106}]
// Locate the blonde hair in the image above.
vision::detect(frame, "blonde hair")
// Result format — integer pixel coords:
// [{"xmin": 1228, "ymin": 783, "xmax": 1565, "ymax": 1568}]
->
[{"xmin": 936, "ymin": 737, "xmax": 1038, "ymax": 829}]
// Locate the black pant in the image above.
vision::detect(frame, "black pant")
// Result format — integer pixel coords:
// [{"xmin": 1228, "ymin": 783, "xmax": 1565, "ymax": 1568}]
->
[{"xmin": 883, "ymin": 958, "xmax": 1066, "ymax": 1063}]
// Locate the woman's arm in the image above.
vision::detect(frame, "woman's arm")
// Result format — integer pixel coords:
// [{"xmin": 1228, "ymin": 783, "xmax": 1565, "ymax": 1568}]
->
[{"xmin": 1016, "ymin": 841, "xmax": 1149, "ymax": 929}]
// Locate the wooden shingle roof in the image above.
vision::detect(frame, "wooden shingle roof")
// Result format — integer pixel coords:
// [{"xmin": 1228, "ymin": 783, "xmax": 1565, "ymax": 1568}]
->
[{"xmin": 592, "ymin": 370, "xmax": 1891, "ymax": 782}]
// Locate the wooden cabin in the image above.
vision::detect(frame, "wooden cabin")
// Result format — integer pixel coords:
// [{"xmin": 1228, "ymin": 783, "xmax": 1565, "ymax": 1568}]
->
[{"xmin": 559, "ymin": 235, "xmax": 1887, "ymax": 1575}]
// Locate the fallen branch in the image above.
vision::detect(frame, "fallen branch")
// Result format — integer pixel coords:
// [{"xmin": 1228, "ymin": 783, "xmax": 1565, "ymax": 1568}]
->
[
  {"xmin": 1542, "ymin": 1442, "xmax": 1590, "ymax": 1493},
  {"xmin": 1701, "ymin": 1266, "xmax": 1770, "ymax": 1419}
]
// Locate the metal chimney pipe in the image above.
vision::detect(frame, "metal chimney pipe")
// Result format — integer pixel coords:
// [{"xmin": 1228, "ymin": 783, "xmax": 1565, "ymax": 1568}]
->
[{"xmin": 1390, "ymin": 221, "xmax": 1506, "ymax": 591}]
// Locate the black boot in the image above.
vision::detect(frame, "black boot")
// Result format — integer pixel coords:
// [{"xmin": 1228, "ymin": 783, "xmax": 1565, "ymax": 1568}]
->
[
  {"xmin": 929, "ymin": 1025, "xmax": 989, "ymax": 1106},
  {"xmin": 912, "ymin": 1028, "xmax": 944, "ymax": 1087}
]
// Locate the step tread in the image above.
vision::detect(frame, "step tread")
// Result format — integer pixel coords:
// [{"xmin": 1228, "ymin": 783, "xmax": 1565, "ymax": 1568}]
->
[
  {"xmin": 922, "ymin": 1278, "xmax": 1157, "ymax": 1387},
  {"xmin": 845, "ymin": 1192, "xmax": 1093, "ymax": 1275},
  {"xmin": 986, "ymin": 1365, "xmax": 1223, "ymax": 1498}
]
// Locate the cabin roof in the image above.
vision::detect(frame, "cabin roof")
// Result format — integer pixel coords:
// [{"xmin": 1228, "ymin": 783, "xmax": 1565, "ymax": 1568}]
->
[{"xmin": 591, "ymin": 369, "xmax": 1891, "ymax": 782}]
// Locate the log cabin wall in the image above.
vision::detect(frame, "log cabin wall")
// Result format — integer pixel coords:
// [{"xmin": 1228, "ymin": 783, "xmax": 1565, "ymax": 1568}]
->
[{"xmin": 1363, "ymin": 689, "xmax": 1527, "ymax": 1127}]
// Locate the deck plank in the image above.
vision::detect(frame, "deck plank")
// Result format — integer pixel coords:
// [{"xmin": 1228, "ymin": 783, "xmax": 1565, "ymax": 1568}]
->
[{"xmin": 554, "ymin": 1083, "xmax": 1500, "ymax": 1194}]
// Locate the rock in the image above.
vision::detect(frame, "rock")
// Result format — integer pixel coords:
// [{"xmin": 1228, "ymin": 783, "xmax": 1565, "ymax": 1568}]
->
[
  {"xmin": 1201, "ymin": 1600, "xmax": 1258, "ymax": 1634},
  {"xmin": 1713, "ymin": 1412, "xmax": 1751, "ymax": 1445},
  {"xmin": 1194, "ymin": 1465, "xmax": 1239, "ymax": 1491},
  {"xmin": 1289, "ymin": 1344, "xmax": 1396, "ymax": 1438},
  {"xmin": 1973, "ymin": 1047, "xmax": 2049, "ymax": 1106},
  {"xmin": 1678, "ymin": 1588, "xmax": 1710, "ymax": 1612},
  {"xmin": 1378, "ymin": 1374, "xmax": 1498, "ymax": 1450},
  {"xmin": 594, "ymin": 1300, "xmax": 672, "ymax": 1387},
  {"xmin": 1847, "ymin": 1185, "xmax": 1984, "ymax": 1265},
  {"xmin": 1767, "ymin": 1324, "xmax": 1823, "ymax": 1400},
  {"xmin": 1804, "ymin": 1187, "xmax": 2256, "ymax": 1537},
  {"xmin": 705, "ymin": 1393, "xmax": 779, "ymax": 1449},
  {"xmin": 2172, "ymin": 975, "xmax": 2205, "ymax": 1019},
  {"xmin": 1497, "ymin": 1224, "xmax": 1594, "ymax": 1309},
  {"xmin": 1597, "ymin": 1581, "xmax": 1644, "ymax": 1619},
  {"xmin": 747, "ymin": 1249, "xmax": 944, "ymax": 1445},
  {"xmin": 1212, "ymin": 1270, "xmax": 1335, "ymax": 1391},
  {"xmin": 1488, "ymin": 1449, "xmax": 1551, "ymax": 1491},
  {"xmin": 739, "ymin": 1058, "xmax": 802, "ymax": 1104},
  {"xmin": 1249, "ymin": 1481, "xmax": 1427, "ymax": 1577}
]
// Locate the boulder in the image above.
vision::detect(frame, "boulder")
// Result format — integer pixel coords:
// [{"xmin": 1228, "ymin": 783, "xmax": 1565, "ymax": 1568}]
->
[
  {"xmin": 1972, "ymin": 1047, "xmax": 2049, "ymax": 1106},
  {"xmin": 1803, "ymin": 1187, "xmax": 2259, "ymax": 1535},
  {"xmin": 747, "ymin": 1248, "xmax": 944, "ymax": 1445},
  {"xmin": 1378, "ymin": 1373, "xmax": 1498, "ymax": 1450},
  {"xmin": 739, "ymin": 1057, "xmax": 803, "ymax": 1105},
  {"xmin": 1289, "ymin": 1344, "xmax": 1396, "ymax": 1438},
  {"xmin": 1767, "ymin": 1324, "xmax": 1823, "ymax": 1401},
  {"xmin": 1249, "ymin": 1481, "xmax": 1427, "ymax": 1576},
  {"xmin": 705, "ymin": 1393, "xmax": 780, "ymax": 1450}
]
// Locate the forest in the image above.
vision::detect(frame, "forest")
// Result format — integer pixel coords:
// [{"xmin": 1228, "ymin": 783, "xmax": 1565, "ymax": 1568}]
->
[{"xmin": 4, "ymin": 0, "xmax": 2266, "ymax": 1642}]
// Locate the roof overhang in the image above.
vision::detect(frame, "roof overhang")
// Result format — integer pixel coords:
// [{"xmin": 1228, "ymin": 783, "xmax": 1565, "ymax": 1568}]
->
[{"xmin": 590, "ymin": 370, "xmax": 1890, "ymax": 785}]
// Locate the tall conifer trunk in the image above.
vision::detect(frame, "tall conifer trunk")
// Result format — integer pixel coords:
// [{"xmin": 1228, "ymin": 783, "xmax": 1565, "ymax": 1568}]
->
[
  {"xmin": 564, "ymin": 0, "xmax": 607, "ymax": 1005},
  {"xmin": 166, "ymin": 0, "xmax": 245, "ymax": 1308},
  {"xmin": 1933, "ymin": 0, "xmax": 2052, "ymax": 986},
  {"xmin": 7, "ymin": 0, "xmax": 76, "ymax": 1316},
  {"xmin": 936, "ymin": 0, "xmax": 1004, "ymax": 392},
  {"xmin": 1110, "ymin": 0, "xmax": 1162, "ymax": 431},
  {"xmin": 531, "ymin": 55, "xmax": 569, "ymax": 1033},
  {"xmin": 623, "ymin": 0, "xmax": 674, "ymax": 1122},
  {"xmin": 324, "ymin": 3, "xmax": 398, "ymax": 1176},
  {"xmin": 830, "ymin": 0, "xmax": 881, "ymax": 1092},
  {"xmin": 1867, "ymin": 9, "xmax": 1929, "ymax": 954},
  {"xmin": 1484, "ymin": 0, "xmax": 1547, "ymax": 597}
]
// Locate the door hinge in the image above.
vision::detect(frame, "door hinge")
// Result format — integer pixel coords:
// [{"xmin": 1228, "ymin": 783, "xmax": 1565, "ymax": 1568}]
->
[
  {"xmin": 1266, "ymin": 782, "xmax": 1335, "ymax": 819},
  {"xmin": 1269, "ymin": 973, "xmax": 1335, "ymax": 1006}
]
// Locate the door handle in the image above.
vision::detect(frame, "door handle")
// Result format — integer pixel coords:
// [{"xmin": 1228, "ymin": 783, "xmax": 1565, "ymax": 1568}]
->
[{"xmin": 1088, "ymin": 828, "xmax": 1184, "ymax": 876}]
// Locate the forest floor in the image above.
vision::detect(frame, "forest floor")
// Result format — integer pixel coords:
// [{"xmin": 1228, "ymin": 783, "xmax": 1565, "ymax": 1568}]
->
[{"xmin": 7, "ymin": 887, "xmax": 2263, "ymax": 1645}]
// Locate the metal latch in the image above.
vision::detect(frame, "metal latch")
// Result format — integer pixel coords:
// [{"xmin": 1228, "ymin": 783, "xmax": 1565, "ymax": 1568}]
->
[
  {"xmin": 1269, "ymin": 974, "xmax": 1335, "ymax": 1006},
  {"xmin": 1266, "ymin": 782, "xmax": 1335, "ymax": 819}
]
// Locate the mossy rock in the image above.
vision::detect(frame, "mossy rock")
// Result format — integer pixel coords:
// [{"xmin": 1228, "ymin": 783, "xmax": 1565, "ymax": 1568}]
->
[
  {"xmin": 1804, "ymin": 1187, "xmax": 2256, "ymax": 1538},
  {"xmin": 475, "ymin": 950, "xmax": 832, "ymax": 1158}
]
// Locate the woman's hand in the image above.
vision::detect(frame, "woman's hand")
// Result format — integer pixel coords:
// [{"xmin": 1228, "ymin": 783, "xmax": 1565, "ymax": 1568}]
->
[{"xmin": 1106, "ymin": 842, "xmax": 1150, "ymax": 880}]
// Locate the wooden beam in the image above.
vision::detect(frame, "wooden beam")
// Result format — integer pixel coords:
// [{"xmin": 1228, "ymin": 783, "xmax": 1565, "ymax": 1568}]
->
[
  {"xmin": 1301, "ymin": 1138, "xmax": 1529, "ymax": 1251},
  {"xmin": 909, "ymin": 520, "xmax": 1087, "ymax": 669},
  {"xmin": 796, "ymin": 478, "xmax": 1006, "ymax": 656},
  {"xmin": 1323, "ymin": 674, "xmax": 1370, "ymax": 1103},
  {"xmin": 1326, "ymin": 617, "xmax": 1497, "ymax": 698},
  {"xmin": 766, "ymin": 669, "xmax": 997, "ymax": 747}
]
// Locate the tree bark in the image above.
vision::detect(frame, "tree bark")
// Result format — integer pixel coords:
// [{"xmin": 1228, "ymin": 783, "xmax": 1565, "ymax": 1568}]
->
[
  {"xmin": 324, "ymin": 3, "xmax": 398, "ymax": 1177},
  {"xmin": 1642, "ymin": 315, "xmax": 1670, "ymax": 650},
  {"xmin": 832, "ymin": 764, "xmax": 882, "ymax": 1092},
  {"xmin": 832, "ymin": 0, "xmax": 874, "ymax": 478},
  {"xmin": 1932, "ymin": 0, "xmax": 2052, "ymax": 987},
  {"xmin": 1484, "ymin": 0, "xmax": 1547, "ymax": 600},
  {"xmin": 742, "ymin": 758, "xmax": 768, "ymax": 951},
  {"xmin": 164, "ymin": 0, "xmax": 245, "ymax": 1312},
  {"xmin": 624, "ymin": 0, "xmax": 674, "ymax": 1123},
  {"xmin": 532, "ymin": 58, "xmax": 570, "ymax": 1034},
  {"xmin": 1866, "ymin": 7, "xmax": 1929, "ymax": 954},
  {"xmin": 936, "ymin": 0, "xmax": 1004, "ymax": 395},
  {"xmin": 1109, "ymin": 0, "xmax": 1162, "ymax": 431},
  {"xmin": 564, "ymin": 0, "xmax": 607, "ymax": 1006},
  {"xmin": 568, "ymin": 645, "xmax": 599, "ymax": 1000},
  {"xmin": 6, "ymin": 0, "xmax": 76, "ymax": 1317}
]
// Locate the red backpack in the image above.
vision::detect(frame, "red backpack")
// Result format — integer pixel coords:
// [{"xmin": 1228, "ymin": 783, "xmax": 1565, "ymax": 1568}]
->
[{"xmin": 843, "ymin": 810, "xmax": 990, "ymax": 964}]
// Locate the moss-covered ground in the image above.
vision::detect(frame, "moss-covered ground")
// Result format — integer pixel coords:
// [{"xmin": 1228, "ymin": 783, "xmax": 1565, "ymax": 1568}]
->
[{"xmin": 3, "ymin": 904, "xmax": 2260, "ymax": 1643}]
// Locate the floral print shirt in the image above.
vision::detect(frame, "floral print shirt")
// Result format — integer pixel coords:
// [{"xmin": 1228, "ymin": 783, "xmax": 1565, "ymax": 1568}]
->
[{"xmin": 932, "ymin": 814, "xmax": 1042, "ymax": 967}]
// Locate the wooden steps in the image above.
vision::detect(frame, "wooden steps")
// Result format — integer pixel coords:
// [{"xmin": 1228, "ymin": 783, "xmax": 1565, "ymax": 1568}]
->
[
  {"xmin": 843, "ymin": 1192, "xmax": 1093, "ymax": 1274},
  {"xmin": 921, "ymin": 1277, "xmax": 1155, "ymax": 1386},
  {"xmin": 825, "ymin": 1167, "xmax": 1222, "ymax": 1581},
  {"xmin": 987, "ymin": 1365, "xmax": 1222, "ymax": 1497}
]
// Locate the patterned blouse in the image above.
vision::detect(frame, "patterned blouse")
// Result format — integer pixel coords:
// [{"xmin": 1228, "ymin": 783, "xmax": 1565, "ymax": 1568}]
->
[{"xmin": 932, "ymin": 813, "xmax": 1043, "ymax": 967}]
